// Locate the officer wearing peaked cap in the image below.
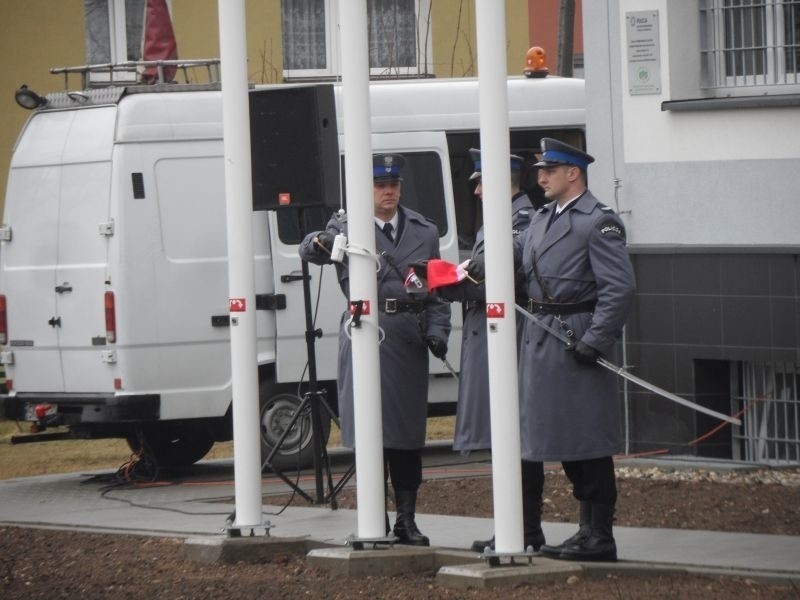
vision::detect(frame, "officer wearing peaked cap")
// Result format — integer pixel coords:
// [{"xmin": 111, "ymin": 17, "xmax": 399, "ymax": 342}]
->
[
  {"xmin": 479, "ymin": 137, "xmax": 635, "ymax": 562},
  {"xmin": 435, "ymin": 148, "xmax": 543, "ymax": 553},
  {"xmin": 534, "ymin": 137, "xmax": 595, "ymax": 171},
  {"xmin": 373, "ymin": 153, "xmax": 405, "ymax": 182},
  {"xmin": 467, "ymin": 147, "xmax": 525, "ymax": 181},
  {"xmin": 299, "ymin": 152, "xmax": 450, "ymax": 547}
]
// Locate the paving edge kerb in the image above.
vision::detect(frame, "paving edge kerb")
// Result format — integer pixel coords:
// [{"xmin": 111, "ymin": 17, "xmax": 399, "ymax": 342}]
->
[{"xmin": 182, "ymin": 536, "xmax": 800, "ymax": 588}]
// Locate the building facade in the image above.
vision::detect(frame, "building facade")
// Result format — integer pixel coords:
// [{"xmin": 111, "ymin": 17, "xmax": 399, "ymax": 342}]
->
[{"xmin": 583, "ymin": 0, "xmax": 800, "ymax": 463}]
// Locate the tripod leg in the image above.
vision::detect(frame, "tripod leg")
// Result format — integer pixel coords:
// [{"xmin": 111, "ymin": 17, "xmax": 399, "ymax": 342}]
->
[{"xmin": 262, "ymin": 393, "xmax": 316, "ymax": 504}]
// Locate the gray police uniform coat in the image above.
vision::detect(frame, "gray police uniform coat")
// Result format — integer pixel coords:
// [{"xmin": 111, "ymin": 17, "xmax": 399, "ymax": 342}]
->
[
  {"xmin": 512, "ymin": 190, "xmax": 635, "ymax": 462},
  {"xmin": 439, "ymin": 193, "xmax": 533, "ymax": 452},
  {"xmin": 299, "ymin": 206, "xmax": 451, "ymax": 450}
]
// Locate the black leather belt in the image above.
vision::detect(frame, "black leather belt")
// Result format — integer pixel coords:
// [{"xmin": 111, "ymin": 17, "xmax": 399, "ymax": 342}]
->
[
  {"xmin": 526, "ymin": 299, "xmax": 596, "ymax": 315},
  {"xmin": 464, "ymin": 300, "xmax": 485, "ymax": 311},
  {"xmin": 379, "ymin": 298, "xmax": 424, "ymax": 314}
]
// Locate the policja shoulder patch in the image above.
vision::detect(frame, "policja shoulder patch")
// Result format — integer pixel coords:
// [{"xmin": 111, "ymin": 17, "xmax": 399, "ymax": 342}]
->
[{"xmin": 597, "ymin": 219, "xmax": 625, "ymax": 239}]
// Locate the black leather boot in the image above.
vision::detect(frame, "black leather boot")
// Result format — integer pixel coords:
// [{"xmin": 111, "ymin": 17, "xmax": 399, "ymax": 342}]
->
[
  {"xmin": 471, "ymin": 461, "xmax": 545, "ymax": 553},
  {"xmin": 393, "ymin": 489, "xmax": 430, "ymax": 546},
  {"xmin": 470, "ymin": 535, "xmax": 494, "ymax": 553},
  {"xmin": 470, "ymin": 531, "xmax": 543, "ymax": 554},
  {"xmin": 559, "ymin": 503, "xmax": 617, "ymax": 562},
  {"xmin": 539, "ymin": 501, "xmax": 591, "ymax": 558}
]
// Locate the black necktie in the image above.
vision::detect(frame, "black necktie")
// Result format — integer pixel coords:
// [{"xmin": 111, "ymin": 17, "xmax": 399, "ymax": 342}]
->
[
  {"xmin": 382, "ymin": 222, "xmax": 394, "ymax": 242},
  {"xmin": 546, "ymin": 208, "xmax": 561, "ymax": 232}
]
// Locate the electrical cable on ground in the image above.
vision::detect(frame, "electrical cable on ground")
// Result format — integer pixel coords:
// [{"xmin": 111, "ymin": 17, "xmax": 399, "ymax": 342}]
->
[{"xmin": 88, "ymin": 390, "xmax": 766, "ymax": 517}]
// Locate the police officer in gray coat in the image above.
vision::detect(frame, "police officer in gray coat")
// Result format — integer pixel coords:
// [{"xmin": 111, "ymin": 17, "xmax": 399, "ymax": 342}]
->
[
  {"xmin": 434, "ymin": 149, "xmax": 544, "ymax": 553},
  {"xmin": 443, "ymin": 149, "xmax": 532, "ymax": 453},
  {"xmin": 299, "ymin": 154, "xmax": 451, "ymax": 546},
  {"xmin": 469, "ymin": 138, "xmax": 635, "ymax": 561}
]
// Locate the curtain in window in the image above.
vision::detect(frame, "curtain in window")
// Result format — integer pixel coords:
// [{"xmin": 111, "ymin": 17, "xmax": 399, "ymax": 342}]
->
[
  {"xmin": 84, "ymin": 0, "xmax": 144, "ymax": 64},
  {"xmin": 282, "ymin": 0, "xmax": 421, "ymax": 74},
  {"xmin": 282, "ymin": 0, "xmax": 327, "ymax": 70},
  {"xmin": 85, "ymin": 0, "xmax": 111, "ymax": 63},
  {"xmin": 127, "ymin": 0, "xmax": 145, "ymax": 61},
  {"xmin": 368, "ymin": 0, "xmax": 417, "ymax": 70}
]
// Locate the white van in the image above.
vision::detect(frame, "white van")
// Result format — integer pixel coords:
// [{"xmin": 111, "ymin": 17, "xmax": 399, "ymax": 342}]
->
[{"xmin": 0, "ymin": 64, "xmax": 585, "ymax": 469}]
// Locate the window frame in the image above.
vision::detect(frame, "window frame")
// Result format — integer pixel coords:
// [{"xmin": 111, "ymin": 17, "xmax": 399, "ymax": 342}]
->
[
  {"xmin": 281, "ymin": 0, "xmax": 433, "ymax": 81},
  {"xmin": 85, "ymin": 0, "xmax": 173, "ymax": 85},
  {"xmin": 700, "ymin": 0, "xmax": 800, "ymax": 94}
]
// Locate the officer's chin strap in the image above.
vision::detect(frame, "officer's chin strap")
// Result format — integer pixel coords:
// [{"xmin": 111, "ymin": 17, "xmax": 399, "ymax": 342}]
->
[{"xmin": 513, "ymin": 304, "xmax": 741, "ymax": 427}]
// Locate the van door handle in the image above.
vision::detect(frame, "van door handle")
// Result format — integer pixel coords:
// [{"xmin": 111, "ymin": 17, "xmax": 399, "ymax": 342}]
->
[
  {"xmin": 48, "ymin": 317, "xmax": 62, "ymax": 328},
  {"xmin": 55, "ymin": 283, "xmax": 72, "ymax": 294},
  {"xmin": 281, "ymin": 274, "xmax": 306, "ymax": 283}
]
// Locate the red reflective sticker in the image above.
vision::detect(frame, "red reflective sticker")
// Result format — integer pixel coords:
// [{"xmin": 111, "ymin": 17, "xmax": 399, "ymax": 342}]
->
[{"xmin": 486, "ymin": 302, "xmax": 505, "ymax": 318}]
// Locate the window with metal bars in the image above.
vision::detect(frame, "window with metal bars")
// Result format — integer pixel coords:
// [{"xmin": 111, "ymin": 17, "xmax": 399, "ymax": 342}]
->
[
  {"xmin": 731, "ymin": 361, "xmax": 800, "ymax": 464},
  {"xmin": 700, "ymin": 0, "xmax": 800, "ymax": 91}
]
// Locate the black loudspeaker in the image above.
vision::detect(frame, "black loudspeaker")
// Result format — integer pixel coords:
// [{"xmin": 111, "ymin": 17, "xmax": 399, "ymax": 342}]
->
[{"xmin": 250, "ymin": 84, "xmax": 340, "ymax": 211}]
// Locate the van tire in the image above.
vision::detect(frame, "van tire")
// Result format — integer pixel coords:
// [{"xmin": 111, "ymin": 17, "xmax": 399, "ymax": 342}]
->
[
  {"xmin": 260, "ymin": 391, "xmax": 331, "ymax": 472},
  {"xmin": 126, "ymin": 423, "xmax": 216, "ymax": 468}
]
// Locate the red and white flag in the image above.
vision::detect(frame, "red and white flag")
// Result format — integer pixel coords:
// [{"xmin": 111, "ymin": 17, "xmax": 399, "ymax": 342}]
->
[
  {"xmin": 141, "ymin": 0, "xmax": 178, "ymax": 83},
  {"xmin": 404, "ymin": 268, "xmax": 428, "ymax": 295},
  {"xmin": 425, "ymin": 259, "xmax": 470, "ymax": 292}
]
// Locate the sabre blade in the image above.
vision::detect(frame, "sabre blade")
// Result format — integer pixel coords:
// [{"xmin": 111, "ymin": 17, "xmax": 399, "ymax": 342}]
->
[
  {"xmin": 441, "ymin": 357, "xmax": 459, "ymax": 381},
  {"xmin": 597, "ymin": 358, "xmax": 741, "ymax": 426},
  {"xmin": 513, "ymin": 305, "xmax": 741, "ymax": 426}
]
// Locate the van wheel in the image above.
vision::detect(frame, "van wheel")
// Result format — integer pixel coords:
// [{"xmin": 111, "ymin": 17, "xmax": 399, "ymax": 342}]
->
[
  {"xmin": 260, "ymin": 391, "xmax": 331, "ymax": 472},
  {"xmin": 126, "ymin": 423, "xmax": 215, "ymax": 468}
]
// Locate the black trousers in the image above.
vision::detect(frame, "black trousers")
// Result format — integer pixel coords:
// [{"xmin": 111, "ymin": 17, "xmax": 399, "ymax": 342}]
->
[
  {"xmin": 522, "ymin": 459, "xmax": 545, "ymax": 499},
  {"xmin": 562, "ymin": 456, "xmax": 617, "ymax": 505},
  {"xmin": 384, "ymin": 448, "xmax": 422, "ymax": 493}
]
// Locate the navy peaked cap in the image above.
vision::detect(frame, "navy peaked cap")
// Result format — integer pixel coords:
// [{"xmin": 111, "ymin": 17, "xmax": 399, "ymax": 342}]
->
[
  {"xmin": 534, "ymin": 138, "xmax": 595, "ymax": 170},
  {"xmin": 373, "ymin": 153, "xmax": 405, "ymax": 182},
  {"xmin": 468, "ymin": 148, "xmax": 525, "ymax": 182}
]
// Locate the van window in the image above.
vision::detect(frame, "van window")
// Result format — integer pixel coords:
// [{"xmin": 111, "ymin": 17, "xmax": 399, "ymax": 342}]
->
[
  {"xmin": 446, "ymin": 129, "xmax": 586, "ymax": 252},
  {"xmin": 276, "ymin": 151, "xmax": 447, "ymax": 244}
]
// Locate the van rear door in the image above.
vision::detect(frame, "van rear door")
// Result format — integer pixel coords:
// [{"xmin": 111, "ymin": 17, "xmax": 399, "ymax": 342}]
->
[
  {"xmin": 1, "ymin": 107, "xmax": 115, "ymax": 394},
  {"xmin": 268, "ymin": 131, "xmax": 461, "ymax": 384}
]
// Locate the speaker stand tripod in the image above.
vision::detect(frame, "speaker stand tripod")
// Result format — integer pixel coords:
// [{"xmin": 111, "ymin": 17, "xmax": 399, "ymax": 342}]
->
[{"xmin": 262, "ymin": 246, "xmax": 354, "ymax": 508}]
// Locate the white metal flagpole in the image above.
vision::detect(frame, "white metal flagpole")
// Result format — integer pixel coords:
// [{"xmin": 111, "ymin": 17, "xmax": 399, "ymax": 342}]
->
[
  {"xmin": 338, "ymin": 2, "xmax": 386, "ymax": 539},
  {"xmin": 217, "ymin": 0, "xmax": 263, "ymax": 532},
  {"xmin": 474, "ymin": 0, "xmax": 524, "ymax": 554}
]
